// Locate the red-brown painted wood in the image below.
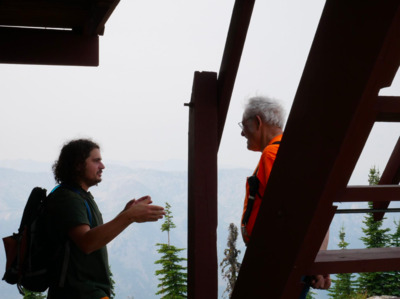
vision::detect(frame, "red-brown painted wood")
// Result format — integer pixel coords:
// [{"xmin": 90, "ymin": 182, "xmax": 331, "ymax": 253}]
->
[{"xmin": 188, "ymin": 71, "xmax": 218, "ymax": 299}]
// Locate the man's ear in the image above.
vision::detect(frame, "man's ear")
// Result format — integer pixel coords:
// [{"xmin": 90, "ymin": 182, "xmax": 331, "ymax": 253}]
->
[
  {"xmin": 75, "ymin": 162, "xmax": 84, "ymax": 172},
  {"xmin": 255, "ymin": 115, "xmax": 263, "ymax": 129}
]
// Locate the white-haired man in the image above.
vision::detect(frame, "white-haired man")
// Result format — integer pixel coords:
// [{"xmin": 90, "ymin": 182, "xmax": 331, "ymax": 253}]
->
[{"xmin": 239, "ymin": 96, "xmax": 331, "ymax": 298}]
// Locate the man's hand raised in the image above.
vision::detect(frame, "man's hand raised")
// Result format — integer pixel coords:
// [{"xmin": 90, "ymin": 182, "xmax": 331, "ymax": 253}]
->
[{"xmin": 124, "ymin": 196, "xmax": 165, "ymax": 223}]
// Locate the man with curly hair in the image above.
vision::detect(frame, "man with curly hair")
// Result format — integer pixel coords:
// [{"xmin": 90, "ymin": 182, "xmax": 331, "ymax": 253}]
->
[{"xmin": 46, "ymin": 139, "xmax": 165, "ymax": 299}]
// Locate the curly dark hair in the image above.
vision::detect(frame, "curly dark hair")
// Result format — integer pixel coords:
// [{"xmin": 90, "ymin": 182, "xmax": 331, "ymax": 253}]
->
[{"xmin": 52, "ymin": 139, "xmax": 100, "ymax": 185}]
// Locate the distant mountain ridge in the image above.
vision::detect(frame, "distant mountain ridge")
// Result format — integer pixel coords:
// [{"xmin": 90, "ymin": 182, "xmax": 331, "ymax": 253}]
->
[
  {"xmin": 1, "ymin": 161, "xmax": 399, "ymax": 298},
  {"xmin": 0, "ymin": 162, "xmax": 250, "ymax": 298}
]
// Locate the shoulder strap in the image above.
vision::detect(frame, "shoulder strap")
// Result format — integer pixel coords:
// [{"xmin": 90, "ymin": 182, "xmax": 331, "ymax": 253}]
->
[
  {"xmin": 83, "ymin": 200, "xmax": 92, "ymax": 226},
  {"xmin": 243, "ymin": 140, "xmax": 281, "ymax": 226},
  {"xmin": 242, "ymin": 175, "xmax": 260, "ymax": 226}
]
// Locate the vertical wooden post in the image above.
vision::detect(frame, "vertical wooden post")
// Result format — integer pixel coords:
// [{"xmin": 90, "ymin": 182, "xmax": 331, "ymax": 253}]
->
[{"xmin": 187, "ymin": 71, "xmax": 218, "ymax": 298}]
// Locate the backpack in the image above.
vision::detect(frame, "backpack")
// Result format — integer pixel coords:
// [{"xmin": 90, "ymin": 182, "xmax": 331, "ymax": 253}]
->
[
  {"xmin": 2, "ymin": 187, "xmax": 54, "ymax": 294},
  {"xmin": 2, "ymin": 185, "xmax": 92, "ymax": 295}
]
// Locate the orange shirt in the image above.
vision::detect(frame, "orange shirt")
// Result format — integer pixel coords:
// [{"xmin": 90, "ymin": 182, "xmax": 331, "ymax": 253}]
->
[{"xmin": 241, "ymin": 134, "xmax": 282, "ymax": 243}]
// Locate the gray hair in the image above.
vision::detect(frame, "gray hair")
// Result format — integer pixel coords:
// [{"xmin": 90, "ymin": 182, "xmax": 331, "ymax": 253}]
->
[{"xmin": 243, "ymin": 96, "xmax": 286, "ymax": 129}]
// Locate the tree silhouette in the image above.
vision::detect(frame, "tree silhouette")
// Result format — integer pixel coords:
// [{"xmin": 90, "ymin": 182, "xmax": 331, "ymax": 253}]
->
[
  {"xmin": 328, "ymin": 225, "xmax": 356, "ymax": 298},
  {"xmin": 357, "ymin": 166, "xmax": 400, "ymax": 296},
  {"xmin": 155, "ymin": 202, "xmax": 187, "ymax": 298},
  {"xmin": 220, "ymin": 223, "xmax": 241, "ymax": 298}
]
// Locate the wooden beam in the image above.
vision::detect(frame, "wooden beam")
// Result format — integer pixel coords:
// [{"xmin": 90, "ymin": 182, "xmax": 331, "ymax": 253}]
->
[
  {"xmin": 307, "ymin": 247, "xmax": 400, "ymax": 274},
  {"xmin": 217, "ymin": 0, "xmax": 255, "ymax": 148},
  {"xmin": 187, "ymin": 71, "xmax": 218, "ymax": 299},
  {"xmin": 0, "ymin": 0, "xmax": 88, "ymax": 29},
  {"xmin": 0, "ymin": 0, "xmax": 120, "ymax": 36},
  {"xmin": 0, "ymin": 26, "xmax": 99, "ymax": 66},
  {"xmin": 336, "ymin": 185, "xmax": 400, "ymax": 202},
  {"xmin": 376, "ymin": 96, "xmax": 400, "ymax": 122}
]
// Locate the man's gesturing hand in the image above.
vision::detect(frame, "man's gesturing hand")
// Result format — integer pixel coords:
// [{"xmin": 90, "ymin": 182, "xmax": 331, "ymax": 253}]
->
[
  {"xmin": 124, "ymin": 196, "xmax": 165, "ymax": 223},
  {"xmin": 312, "ymin": 274, "xmax": 331, "ymax": 290}
]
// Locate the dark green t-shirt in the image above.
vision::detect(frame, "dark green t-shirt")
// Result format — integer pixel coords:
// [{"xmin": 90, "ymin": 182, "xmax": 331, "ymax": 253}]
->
[{"xmin": 46, "ymin": 186, "xmax": 111, "ymax": 299}]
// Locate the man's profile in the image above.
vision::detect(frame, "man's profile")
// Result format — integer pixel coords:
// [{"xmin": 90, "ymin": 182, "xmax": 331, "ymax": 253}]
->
[
  {"xmin": 46, "ymin": 138, "xmax": 165, "ymax": 299},
  {"xmin": 239, "ymin": 96, "xmax": 331, "ymax": 298}
]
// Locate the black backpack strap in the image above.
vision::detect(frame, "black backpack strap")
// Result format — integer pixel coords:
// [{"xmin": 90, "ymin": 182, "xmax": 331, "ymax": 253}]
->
[
  {"xmin": 58, "ymin": 240, "xmax": 70, "ymax": 287},
  {"xmin": 242, "ymin": 140, "xmax": 281, "ymax": 226},
  {"xmin": 83, "ymin": 200, "xmax": 92, "ymax": 227},
  {"xmin": 242, "ymin": 173, "xmax": 260, "ymax": 226}
]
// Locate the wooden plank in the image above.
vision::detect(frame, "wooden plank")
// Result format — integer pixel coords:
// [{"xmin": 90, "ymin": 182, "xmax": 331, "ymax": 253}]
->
[
  {"xmin": 307, "ymin": 247, "xmax": 400, "ymax": 274},
  {"xmin": 187, "ymin": 71, "xmax": 218, "ymax": 299},
  {"xmin": 0, "ymin": 0, "xmax": 120, "ymax": 36},
  {"xmin": 374, "ymin": 137, "xmax": 400, "ymax": 221},
  {"xmin": 217, "ymin": 0, "xmax": 255, "ymax": 148},
  {"xmin": 232, "ymin": 1, "xmax": 400, "ymax": 298},
  {"xmin": 0, "ymin": 27, "xmax": 99, "ymax": 66},
  {"xmin": 376, "ymin": 96, "xmax": 400, "ymax": 122},
  {"xmin": 0, "ymin": 0, "xmax": 89, "ymax": 29},
  {"xmin": 336, "ymin": 185, "xmax": 400, "ymax": 202}
]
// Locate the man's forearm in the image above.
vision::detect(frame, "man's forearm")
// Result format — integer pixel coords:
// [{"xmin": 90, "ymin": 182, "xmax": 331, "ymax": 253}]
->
[
  {"xmin": 69, "ymin": 200, "xmax": 165, "ymax": 254},
  {"xmin": 69, "ymin": 212, "xmax": 131, "ymax": 254}
]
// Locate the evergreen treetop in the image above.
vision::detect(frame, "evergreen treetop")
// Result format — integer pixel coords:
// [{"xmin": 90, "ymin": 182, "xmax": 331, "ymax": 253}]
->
[
  {"xmin": 154, "ymin": 202, "xmax": 187, "ymax": 298},
  {"xmin": 328, "ymin": 225, "xmax": 356, "ymax": 299},
  {"xmin": 357, "ymin": 166, "xmax": 400, "ymax": 296}
]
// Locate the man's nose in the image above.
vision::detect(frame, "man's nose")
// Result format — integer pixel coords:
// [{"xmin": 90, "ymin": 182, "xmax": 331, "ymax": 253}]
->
[{"xmin": 241, "ymin": 130, "xmax": 245, "ymax": 137}]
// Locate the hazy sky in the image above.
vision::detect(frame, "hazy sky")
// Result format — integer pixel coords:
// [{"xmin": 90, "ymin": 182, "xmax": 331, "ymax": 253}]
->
[{"xmin": 1, "ymin": 1, "xmax": 399, "ymax": 185}]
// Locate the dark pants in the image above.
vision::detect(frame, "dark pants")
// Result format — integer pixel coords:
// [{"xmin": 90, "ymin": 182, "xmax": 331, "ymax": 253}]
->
[{"xmin": 299, "ymin": 276, "xmax": 311, "ymax": 299}]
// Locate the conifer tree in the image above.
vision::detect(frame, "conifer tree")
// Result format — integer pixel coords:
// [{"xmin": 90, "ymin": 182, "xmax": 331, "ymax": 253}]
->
[
  {"xmin": 220, "ymin": 223, "xmax": 241, "ymax": 298},
  {"xmin": 306, "ymin": 289, "xmax": 317, "ymax": 299},
  {"xmin": 357, "ymin": 167, "xmax": 392, "ymax": 295},
  {"xmin": 384, "ymin": 220, "xmax": 400, "ymax": 296},
  {"xmin": 109, "ymin": 265, "xmax": 115, "ymax": 299},
  {"xmin": 155, "ymin": 202, "xmax": 187, "ymax": 298},
  {"xmin": 22, "ymin": 289, "xmax": 46, "ymax": 299},
  {"xmin": 328, "ymin": 225, "xmax": 355, "ymax": 298}
]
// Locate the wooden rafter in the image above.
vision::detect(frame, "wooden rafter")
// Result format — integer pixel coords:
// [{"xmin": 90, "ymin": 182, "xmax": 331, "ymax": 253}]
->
[
  {"xmin": 0, "ymin": 0, "xmax": 120, "ymax": 35},
  {"xmin": 217, "ymin": 0, "xmax": 255, "ymax": 148},
  {"xmin": 337, "ymin": 185, "xmax": 400, "ymax": 202},
  {"xmin": 376, "ymin": 96, "xmax": 400, "ymax": 122},
  {"xmin": 308, "ymin": 247, "xmax": 400, "ymax": 274}
]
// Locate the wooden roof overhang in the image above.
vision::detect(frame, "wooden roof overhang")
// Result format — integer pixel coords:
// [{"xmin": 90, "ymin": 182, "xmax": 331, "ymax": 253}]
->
[{"xmin": 0, "ymin": 0, "xmax": 120, "ymax": 66}]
